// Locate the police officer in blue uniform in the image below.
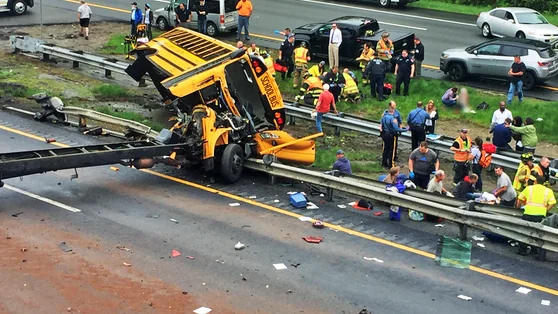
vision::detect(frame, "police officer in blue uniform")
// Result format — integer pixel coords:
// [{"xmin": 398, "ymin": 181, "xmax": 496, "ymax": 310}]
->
[
  {"xmin": 382, "ymin": 101, "xmax": 402, "ymax": 161},
  {"xmin": 364, "ymin": 52, "xmax": 386, "ymax": 101},
  {"xmin": 407, "ymin": 101, "xmax": 431, "ymax": 150},
  {"xmin": 381, "ymin": 101, "xmax": 408, "ymax": 168},
  {"xmin": 394, "ymin": 49, "xmax": 415, "ymax": 96}
]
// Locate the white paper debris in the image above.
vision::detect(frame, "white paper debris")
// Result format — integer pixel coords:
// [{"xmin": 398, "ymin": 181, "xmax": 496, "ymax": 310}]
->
[
  {"xmin": 170, "ymin": 219, "xmax": 179, "ymax": 223},
  {"xmin": 337, "ymin": 204, "xmax": 347, "ymax": 209},
  {"xmin": 234, "ymin": 242, "xmax": 245, "ymax": 250},
  {"xmin": 472, "ymin": 236, "xmax": 485, "ymax": 241},
  {"xmin": 229, "ymin": 203, "xmax": 241, "ymax": 207},
  {"xmin": 298, "ymin": 216, "xmax": 312, "ymax": 222},
  {"xmin": 193, "ymin": 307, "xmax": 212, "ymax": 314},
  {"xmin": 536, "ymin": 118, "xmax": 544, "ymax": 122},
  {"xmin": 541, "ymin": 300, "xmax": 550, "ymax": 306},
  {"xmin": 457, "ymin": 295, "xmax": 472, "ymax": 301},
  {"xmin": 348, "ymin": 201, "xmax": 357, "ymax": 206},
  {"xmin": 364, "ymin": 257, "xmax": 384, "ymax": 263},
  {"xmin": 319, "ymin": 193, "xmax": 324, "ymax": 197},
  {"xmin": 273, "ymin": 263, "xmax": 288, "ymax": 270},
  {"xmin": 435, "ymin": 224, "xmax": 444, "ymax": 227},
  {"xmin": 516, "ymin": 287, "xmax": 532, "ymax": 294},
  {"xmin": 273, "ymin": 199, "xmax": 280, "ymax": 203},
  {"xmin": 477, "ymin": 243, "xmax": 485, "ymax": 248},
  {"xmin": 248, "ymin": 195, "xmax": 257, "ymax": 199},
  {"xmin": 306, "ymin": 202, "xmax": 319, "ymax": 210},
  {"xmin": 287, "ymin": 191, "xmax": 297, "ymax": 195}
]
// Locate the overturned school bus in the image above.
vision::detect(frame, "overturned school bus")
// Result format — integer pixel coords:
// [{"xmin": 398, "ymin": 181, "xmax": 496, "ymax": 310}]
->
[{"xmin": 125, "ymin": 27, "xmax": 320, "ymax": 182}]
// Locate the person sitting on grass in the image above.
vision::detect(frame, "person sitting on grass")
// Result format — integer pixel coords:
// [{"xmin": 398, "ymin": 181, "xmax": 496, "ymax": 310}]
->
[
  {"xmin": 332, "ymin": 149, "xmax": 352, "ymax": 175},
  {"xmin": 441, "ymin": 87, "xmax": 459, "ymax": 107},
  {"xmin": 383, "ymin": 166, "xmax": 400, "ymax": 184}
]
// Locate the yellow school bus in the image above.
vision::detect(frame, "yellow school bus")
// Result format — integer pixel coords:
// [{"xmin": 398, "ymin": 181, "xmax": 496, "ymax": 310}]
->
[{"xmin": 126, "ymin": 27, "xmax": 320, "ymax": 182}]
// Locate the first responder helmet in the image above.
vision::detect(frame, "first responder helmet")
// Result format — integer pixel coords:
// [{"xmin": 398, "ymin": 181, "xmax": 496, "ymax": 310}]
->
[
  {"xmin": 521, "ymin": 152, "xmax": 534, "ymax": 161},
  {"xmin": 300, "ymin": 42, "xmax": 307, "ymax": 48}
]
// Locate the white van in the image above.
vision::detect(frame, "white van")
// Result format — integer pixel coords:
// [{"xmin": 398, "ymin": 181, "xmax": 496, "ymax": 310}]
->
[
  {"xmin": 0, "ymin": 0, "xmax": 34, "ymax": 15},
  {"xmin": 153, "ymin": 0, "xmax": 238, "ymax": 37}
]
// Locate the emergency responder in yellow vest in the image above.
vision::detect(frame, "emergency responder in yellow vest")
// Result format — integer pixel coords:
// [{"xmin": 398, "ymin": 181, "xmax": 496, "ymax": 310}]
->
[
  {"xmin": 513, "ymin": 152, "xmax": 535, "ymax": 193},
  {"xmin": 532, "ymin": 156, "xmax": 551, "ymax": 187},
  {"xmin": 292, "ymin": 42, "xmax": 310, "ymax": 88},
  {"xmin": 450, "ymin": 129, "xmax": 473, "ymax": 185},
  {"xmin": 376, "ymin": 32, "xmax": 394, "ymax": 74},
  {"xmin": 247, "ymin": 43, "xmax": 260, "ymax": 55},
  {"xmin": 341, "ymin": 68, "xmax": 361, "ymax": 103},
  {"xmin": 356, "ymin": 43, "xmax": 374, "ymax": 85},
  {"xmin": 295, "ymin": 72, "xmax": 323, "ymax": 106},
  {"xmin": 308, "ymin": 61, "xmax": 325, "ymax": 78},
  {"xmin": 516, "ymin": 174, "xmax": 556, "ymax": 257},
  {"xmin": 261, "ymin": 50, "xmax": 275, "ymax": 78}
]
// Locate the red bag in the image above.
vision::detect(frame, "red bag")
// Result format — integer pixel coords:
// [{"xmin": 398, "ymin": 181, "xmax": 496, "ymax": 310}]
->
[
  {"xmin": 274, "ymin": 63, "xmax": 287, "ymax": 73},
  {"xmin": 383, "ymin": 83, "xmax": 392, "ymax": 95}
]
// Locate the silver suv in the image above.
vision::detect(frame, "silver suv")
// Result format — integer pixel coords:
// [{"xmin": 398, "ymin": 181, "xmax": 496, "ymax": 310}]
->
[{"xmin": 439, "ymin": 38, "xmax": 558, "ymax": 90}]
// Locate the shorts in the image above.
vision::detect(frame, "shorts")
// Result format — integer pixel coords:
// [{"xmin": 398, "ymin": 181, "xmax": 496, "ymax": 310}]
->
[{"xmin": 80, "ymin": 18, "xmax": 90, "ymax": 27}]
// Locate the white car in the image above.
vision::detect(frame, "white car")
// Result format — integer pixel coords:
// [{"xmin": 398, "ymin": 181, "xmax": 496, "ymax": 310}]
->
[{"xmin": 476, "ymin": 7, "xmax": 558, "ymax": 44}]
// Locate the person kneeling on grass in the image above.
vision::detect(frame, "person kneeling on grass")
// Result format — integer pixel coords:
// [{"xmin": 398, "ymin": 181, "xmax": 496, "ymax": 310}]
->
[
  {"xmin": 441, "ymin": 87, "xmax": 459, "ymax": 107},
  {"xmin": 332, "ymin": 149, "xmax": 352, "ymax": 175},
  {"xmin": 452, "ymin": 174, "xmax": 479, "ymax": 201}
]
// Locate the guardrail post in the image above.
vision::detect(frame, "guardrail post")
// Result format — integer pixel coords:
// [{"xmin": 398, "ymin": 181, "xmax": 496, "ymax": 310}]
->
[
  {"xmin": 42, "ymin": 53, "xmax": 49, "ymax": 61},
  {"xmin": 334, "ymin": 126, "xmax": 341, "ymax": 136},
  {"xmin": 458, "ymin": 224, "xmax": 468, "ymax": 240},
  {"xmin": 105, "ymin": 69, "xmax": 113, "ymax": 79},
  {"xmin": 326, "ymin": 187, "xmax": 334, "ymax": 202},
  {"xmin": 72, "ymin": 61, "xmax": 79, "ymax": 69},
  {"xmin": 269, "ymin": 174, "xmax": 276, "ymax": 185},
  {"xmin": 138, "ymin": 78, "xmax": 147, "ymax": 88},
  {"xmin": 78, "ymin": 115, "xmax": 87, "ymax": 132}
]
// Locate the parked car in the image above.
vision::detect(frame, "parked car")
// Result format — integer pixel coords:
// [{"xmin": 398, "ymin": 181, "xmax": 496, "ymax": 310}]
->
[
  {"xmin": 0, "ymin": 0, "xmax": 34, "ymax": 15},
  {"xmin": 439, "ymin": 38, "xmax": 558, "ymax": 90},
  {"xmin": 292, "ymin": 16, "xmax": 414, "ymax": 69},
  {"xmin": 476, "ymin": 7, "xmax": 558, "ymax": 44},
  {"xmin": 153, "ymin": 0, "xmax": 238, "ymax": 37}
]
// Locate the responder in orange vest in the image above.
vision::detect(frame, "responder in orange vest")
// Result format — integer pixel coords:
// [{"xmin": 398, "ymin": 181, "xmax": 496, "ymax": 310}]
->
[
  {"xmin": 516, "ymin": 174, "xmax": 556, "ymax": 257},
  {"xmin": 449, "ymin": 129, "xmax": 473, "ymax": 185},
  {"xmin": 295, "ymin": 72, "xmax": 323, "ymax": 106},
  {"xmin": 260, "ymin": 50, "xmax": 275, "ymax": 78},
  {"xmin": 531, "ymin": 156, "xmax": 551, "ymax": 187},
  {"xmin": 292, "ymin": 42, "xmax": 310, "ymax": 88},
  {"xmin": 376, "ymin": 32, "xmax": 394, "ymax": 74},
  {"xmin": 513, "ymin": 152, "xmax": 535, "ymax": 192},
  {"xmin": 356, "ymin": 42, "xmax": 374, "ymax": 85}
]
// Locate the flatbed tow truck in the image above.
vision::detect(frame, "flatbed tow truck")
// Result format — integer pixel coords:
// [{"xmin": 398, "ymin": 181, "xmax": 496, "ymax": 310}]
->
[{"xmin": 0, "ymin": 27, "xmax": 320, "ymax": 185}]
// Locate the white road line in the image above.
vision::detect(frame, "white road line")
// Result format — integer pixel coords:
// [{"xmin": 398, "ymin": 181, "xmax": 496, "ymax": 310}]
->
[
  {"xmin": 379, "ymin": 21, "xmax": 427, "ymax": 31},
  {"xmin": 3, "ymin": 184, "xmax": 82, "ymax": 213},
  {"xmin": 300, "ymin": 0, "xmax": 477, "ymax": 27}
]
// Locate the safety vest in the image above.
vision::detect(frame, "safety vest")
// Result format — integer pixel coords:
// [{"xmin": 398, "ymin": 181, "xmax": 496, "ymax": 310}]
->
[
  {"xmin": 342, "ymin": 73, "xmax": 359, "ymax": 95},
  {"xmin": 248, "ymin": 47, "xmax": 260, "ymax": 55},
  {"xmin": 532, "ymin": 164, "xmax": 550, "ymax": 187},
  {"xmin": 513, "ymin": 163, "xmax": 532, "ymax": 191},
  {"xmin": 453, "ymin": 136, "xmax": 471, "ymax": 162},
  {"xmin": 308, "ymin": 65, "xmax": 323, "ymax": 77},
  {"xmin": 376, "ymin": 39, "xmax": 393, "ymax": 61},
  {"xmin": 294, "ymin": 47, "xmax": 308, "ymax": 64},
  {"xmin": 522, "ymin": 185, "xmax": 554, "ymax": 216},
  {"xmin": 359, "ymin": 48, "xmax": 374, "ymax": 68},
  {"xmin": 263, "ymin": 56, "xmax": 275, "ymax": 76}
]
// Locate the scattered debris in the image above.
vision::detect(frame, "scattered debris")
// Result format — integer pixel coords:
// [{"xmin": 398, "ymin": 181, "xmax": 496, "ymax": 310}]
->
[
  {"xmin": 457, "ymin": 295, "xmax": 472, "ymax": 301},
  {"xmin": 21, "ymin": 248, "xmax": 27, "ymax": 252},
  {"xmin": 298, "ymin": 216, "xmax": 312, "ymax": 222},
  {"xmin": 116, "ymin": 245, "xmax": 130, "ymax": 251},
  {"xmin": 58, "ymin": 242, "xmax": 72, "ymax": 252},
  {"xmin": 241, "ymin": 225, "xmax": 251, "ymax": 228},
  {"xmin": 312, "ymin": 221, "xmax": 324, "ymax": 229},
  {"xmin": 109, "ymin": 166, "xmax": 119, "ymax": 171},
  {"xmin": 319, "ymin": 193, "xmax": 324, "ymax": 197},
  {"xmin": 234, "ymin": 242, "xmax": 246, "ymax": 250},
  {"xmin": 22, "ymin": 259, "xmax": 27, "ymax": 263},
  {"xmin": 45, "ymin": 137, "xmax": 56, "ymax": 143},
  {"xmin": 541, "ymin": 300, "xmax": 550, "ymax": 306},
  {"xmin": 266, "ymin": 285, "xmax": 269, "ymax": 288},
  {"xmin": 348, "ymin": 201, "xmax": 357, "ymax": 206},
  {"xmin": 306, "ymin": 202, "xmax": 319, "ymax": 210},
  {"xmin": 182, "ymin": 291, "xmax": 188, "ymax": 295},
  {"xmin": 290, "ymin": 263, "xmax": 301, "ymax": 268},
  {"xmin": 373, "ymin": 212, "xmax": 383, "ymax": 216},
  {"xmin": 273, "ymin": 199, "xmax": 280, "ymax": 203},
  {"xmin": 472, "ymin": 236, "xmax": 485, "ymax": 241},
  {"xmin": 215, "ymin": 259, "xmax": 225, "ymax": 264},
  {"xmin": 273, "ymin": 263, "xmax": 288, "ymax": 270},
  {"xmin": 337, "ymin": 204, "xmax": 347, "ymax": 209},
  {"xmin": 146, "ymin": 214, "xmax": 160, "ymax": 219},
  {"xmin": 242, "ymin": 277, "xmax": 247, "ymax": 281},
  {"xmin": 229, "ymin": 203, "xmax": 241, "ymax": 207},
  {"xmin": 248, "ymin": 195, "xmax": 257, "ymax": 199},
  {"xmin": 123, "ymin": 262, "xmax": 132, "ymax": 267},
  {"xmin": 516, "ymin": 287, "xmax": 532, "ymax": 294},
  {"xmin": 11, "ymin": 212, "xmax": 24, "ymax": 217},
  {"xmin": 170, "ymin": 218, "xmax": 179, "ymax": 223},
  {"xmin": 302, "ymin": 236, "xmax": 323, "ymax": 244},
  {"xmin": 363, "ymin": 257, "xmax": 384, "ymax": 263},
  {"xmin": 476, "ymin": 243, "xmax": 485, "ymax": 248},
  {"xmin": 286, "ymin": 289, "xmax": 292, "ymax": 294},
  {"xmin": 193, "ymin": 307, "xmax": 212, "ymax": 314},
  {"xmin": 287, "ymin": 191, "xmax": 297, "ymax": 195},
  {"xmin": 171, "ymin": 250, "xmax": 182, "ymax": 258},
  {"xmin": 536, "ymin": 118, "xmax": 544, "ymax": 121},
  {"xmin": 186, "ymin": 256, "xmax": 194, "ymax": 260},
  {"xmin": 435, "ymin": 224, "xmax": 444, "ymax": 227}
]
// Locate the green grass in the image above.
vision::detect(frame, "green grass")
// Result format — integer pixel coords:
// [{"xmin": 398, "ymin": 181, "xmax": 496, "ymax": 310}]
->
[
  {"xmin": 276, "ymin": 62, "xmax": 558, "ymax": 144},
  {"xmin": 91, "ymin": 84, "xmax": 132, "ymax": 98},
  {"xmin": 100, "ymin": 34, "xmax": 128, "ymax": 55},
  {"xmin": 311, "ymin": 135, "xmax": 383, "ymax": 174},
  {"xmin": 409, "ymin": 1, "xmax": 558, "ymax": 26},
  {"xmin": 96, "ymin": 106, "xmax": 165, "ymax": 132},
  {"xmin": 0, "ymin": 70, "xmax": 14, "ymax": 79}
]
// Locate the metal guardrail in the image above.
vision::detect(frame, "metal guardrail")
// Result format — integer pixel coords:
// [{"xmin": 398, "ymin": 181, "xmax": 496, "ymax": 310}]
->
[{"xmin": 9, "ymin": 35, "xmax": 556, "ymax": 180}]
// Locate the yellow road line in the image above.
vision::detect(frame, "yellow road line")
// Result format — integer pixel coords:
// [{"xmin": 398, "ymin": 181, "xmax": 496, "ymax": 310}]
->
[{"xmin": 2, "ymin": 122, "xmax": 558, "ymax": 296}]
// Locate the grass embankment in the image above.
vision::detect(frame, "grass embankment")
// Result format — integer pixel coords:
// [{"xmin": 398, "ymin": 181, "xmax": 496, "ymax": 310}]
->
[{"xmin": 408, "ymin": 1, "xmax": 558, "ymax": 26}]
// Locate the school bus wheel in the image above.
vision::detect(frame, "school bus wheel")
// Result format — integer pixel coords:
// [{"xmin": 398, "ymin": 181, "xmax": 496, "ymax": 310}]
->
[
  {"xmin": 263, "ymin": 154, "xmax": 275, "ymax": 166},
  {"xmin": 221, "ymin": 144, "xmax": 244, "ymax": 183}
]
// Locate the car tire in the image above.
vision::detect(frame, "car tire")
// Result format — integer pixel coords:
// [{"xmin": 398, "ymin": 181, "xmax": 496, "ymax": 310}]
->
[
  {"xmin": 522, "ymin": 71, "xmax": 536, "ymax": 91},
  {"xmin": 220, "ymin": 144, "xmax": 244, "ymax": 183},
  {"xmin": 448, "ymin": 62, "xmax": 466, "ymax": 82},
  {"xmin": 481, "ymin": 23, "xmax": 492, "ymax": 38},
  {"xmin": 206, "ymin": 21, "xmax": 218, "ymax": 37},
  {"xmin": 516, "ymin": 31, "xmax": 526, "ymax": 39},
  {"xmin": 11, "ymin": 0, "xmax": 27, "ymax": 15},
  {"xmin": 157, "ymin": 17, "xmax": 169, "ymax": 31},
  {"xmin": 379, "ymin": 0, "xmax": 391, "ymax": 8},
  {"xmin": 396, "ymin": 2, "xmax": 407, "ymax": 8}
]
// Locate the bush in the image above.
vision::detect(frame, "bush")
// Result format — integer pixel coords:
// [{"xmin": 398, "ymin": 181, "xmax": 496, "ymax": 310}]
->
[{"xmin": 439, "ymin": 0, "xmax": 558, "ymax": 13}]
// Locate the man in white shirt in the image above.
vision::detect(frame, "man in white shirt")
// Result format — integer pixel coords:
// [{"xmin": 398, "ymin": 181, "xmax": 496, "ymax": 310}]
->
[
  {"xmin": 77, "ymin": 0, "xmax": 92, "ymax": 40},
  {"xmin": 328, "ymin": 23, "xmax": 342, "ymax": 69},
  {"xmin": 491, "ymin": 101, "xmax": 513, "ymax": 127}
]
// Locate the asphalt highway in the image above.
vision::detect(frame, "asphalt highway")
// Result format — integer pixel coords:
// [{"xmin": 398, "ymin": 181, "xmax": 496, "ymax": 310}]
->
[{"xmin": 1, "ymin": 108, "xmax": 558, "ymax": 312}]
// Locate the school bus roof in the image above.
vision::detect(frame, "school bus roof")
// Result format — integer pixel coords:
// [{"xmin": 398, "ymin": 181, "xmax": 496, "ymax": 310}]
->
[{"xmin": 132, "ymin": 27, "xmax": 236, "ymax": 78}]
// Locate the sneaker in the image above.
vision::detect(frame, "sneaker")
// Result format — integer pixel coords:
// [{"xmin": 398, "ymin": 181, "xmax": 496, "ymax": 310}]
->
[
  {"xmin": 85, "ymin": 36, "xmax": 89, "ymax": 40},
  {"xmin": 79, "ymin": 33, "xmax": 84, "ymax": 37},
  {"xmin": 245, "ymin": 37, "xmax": 250, "ymax": 40}
]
